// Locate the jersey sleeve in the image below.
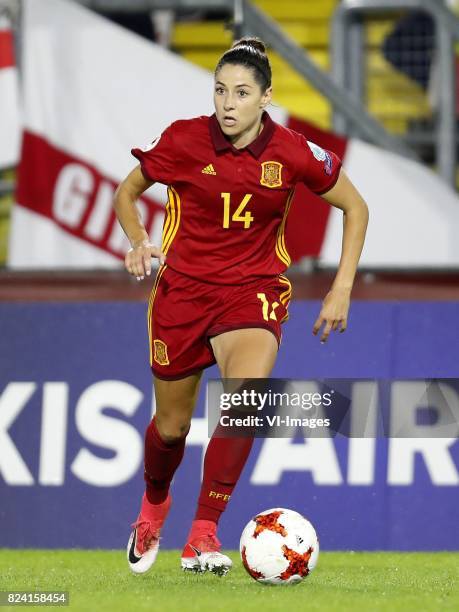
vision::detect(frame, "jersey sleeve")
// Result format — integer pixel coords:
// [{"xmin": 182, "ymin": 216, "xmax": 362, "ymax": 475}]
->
[
  {"xmin": 131, "ymin": 123, "xmax": 176, "ymax": 184},
  {"xmin": 297, "ymin": 136, "xmax": 342, "ymax": 195}
]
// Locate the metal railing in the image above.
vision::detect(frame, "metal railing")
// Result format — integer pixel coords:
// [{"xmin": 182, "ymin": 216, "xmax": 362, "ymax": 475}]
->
[
  {"xmin": 239, "ymin": 0, "xmax": 417, "ymax": 160},
  {"xmin": 332, "ymin": 0, "xmax": 459, "ymax": 186}
]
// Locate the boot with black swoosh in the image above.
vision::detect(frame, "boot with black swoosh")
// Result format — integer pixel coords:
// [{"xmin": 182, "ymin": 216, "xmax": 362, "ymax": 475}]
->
[{"xmin": 127, "ymin": 492, "xmax": 171, "ymax": 574}]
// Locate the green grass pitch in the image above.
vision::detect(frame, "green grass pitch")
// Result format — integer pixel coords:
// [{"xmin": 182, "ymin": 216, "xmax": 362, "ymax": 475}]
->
[{"xmin": 0, "ymin": 550, "xmax": 457, "ymax": 612}]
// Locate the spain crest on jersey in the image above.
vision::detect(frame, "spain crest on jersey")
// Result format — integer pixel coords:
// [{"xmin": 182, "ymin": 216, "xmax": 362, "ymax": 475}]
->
[
  {"xmin": 260, "ymin": 161, "xmax": 283, "ymax": 188},
  {"xmin": 153, "ymin": 339, "xmax": 170, "ymax": 366}
]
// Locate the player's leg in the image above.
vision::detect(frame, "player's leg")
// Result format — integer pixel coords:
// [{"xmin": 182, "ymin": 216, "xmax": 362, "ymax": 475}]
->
[
  {"xmin": 195, "ymin": 328, "xmax": 277, "ymax": 527},
  {"xmin": 128, "ymin": 264, "xmax": 217, "ymax": 574},
  {"xmin": 181, "ymin": 328, "xmax": 278, "ymax": 575},
  {"xmin": 210, "ymin": 327, "xmax": 278, "ymax": 378},
  {"xmin": 128, "ymin": 372, "xmax": 202, "ymax": 574},
  {"xmin": 144, "ymin": 373, "xmax": 202, "ymax": 501}
]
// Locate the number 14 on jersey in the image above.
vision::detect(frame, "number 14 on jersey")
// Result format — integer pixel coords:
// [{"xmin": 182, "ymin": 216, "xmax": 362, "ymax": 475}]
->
[{"xmin": 221, "ymin": 192, "xmax": 254, "ymax": 229}]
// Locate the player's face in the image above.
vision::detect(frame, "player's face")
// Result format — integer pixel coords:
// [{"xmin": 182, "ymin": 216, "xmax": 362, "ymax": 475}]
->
[{"xmin": 214, "ymin": 64, "xmax": 272, "ymax": 143}]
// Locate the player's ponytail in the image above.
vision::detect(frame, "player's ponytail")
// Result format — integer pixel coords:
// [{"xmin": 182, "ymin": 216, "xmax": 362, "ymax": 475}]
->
[{"xmin": 215, "ymin": 36, "xmax": 272, "ymax": 91}]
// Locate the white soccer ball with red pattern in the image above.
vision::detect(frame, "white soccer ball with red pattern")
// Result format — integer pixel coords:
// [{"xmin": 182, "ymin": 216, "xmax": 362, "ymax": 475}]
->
[{"xmin": 239, "ymin": 508, "xmax": 319, "ymax": 585}]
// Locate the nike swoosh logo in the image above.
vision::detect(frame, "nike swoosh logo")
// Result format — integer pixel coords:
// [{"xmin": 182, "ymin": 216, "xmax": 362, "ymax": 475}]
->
[
  {"xmin": 129, "ymin": 529, "xmax": 141, "ymax": 564},
  {"xmin": 190, "ymin": 544, "xmax": 202, "ymax": 557}
]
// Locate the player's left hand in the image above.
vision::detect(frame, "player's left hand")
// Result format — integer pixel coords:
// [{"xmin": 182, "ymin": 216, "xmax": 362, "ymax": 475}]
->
[{"xmin": 312, "ymin": 287, "xmax": 351, "ymax": 343}]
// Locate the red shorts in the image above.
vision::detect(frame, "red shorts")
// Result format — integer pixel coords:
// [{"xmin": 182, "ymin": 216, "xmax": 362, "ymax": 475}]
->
[{"xmin": 147, "ymin": 265, "xmax": 292, "ymax": 380}]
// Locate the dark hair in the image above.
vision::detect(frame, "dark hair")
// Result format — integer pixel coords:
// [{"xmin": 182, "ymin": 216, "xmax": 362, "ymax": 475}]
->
[{"xmin": 215, "ymin": 37, "xmax": 272, "ymax": 91}]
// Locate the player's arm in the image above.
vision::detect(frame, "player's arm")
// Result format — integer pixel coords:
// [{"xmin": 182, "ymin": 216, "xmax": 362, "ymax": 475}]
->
[
  {"xmin": 113, "ymin": 165, "xmax": 166, "ymax": 280},
  {"xmin": 312, "ymin": 168, "xmax": 369, "ymax": 343}
]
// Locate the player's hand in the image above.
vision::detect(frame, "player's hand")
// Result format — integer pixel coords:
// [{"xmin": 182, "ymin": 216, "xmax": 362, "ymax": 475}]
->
[
  {"xmin": 125, "ymin": 239, "xmax": 166, "ymax": 281},
  {"xmin": 312, "ymin": 287, "xmax": 351, "ymax": 343}
]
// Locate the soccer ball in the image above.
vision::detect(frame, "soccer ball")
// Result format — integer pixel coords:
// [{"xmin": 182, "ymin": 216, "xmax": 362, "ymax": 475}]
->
[{"xmin": 239, "ymin": 508, "xmax": 319, "ymax": 585}]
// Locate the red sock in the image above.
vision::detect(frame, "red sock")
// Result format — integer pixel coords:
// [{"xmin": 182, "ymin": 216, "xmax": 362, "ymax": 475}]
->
[
  {"xmin": 144, "ymin": 416, "xmax": 188, "ymax": 504},
  {"xmin": 195, "ymin": 436, "xmax": 254, "ymax": 524}
]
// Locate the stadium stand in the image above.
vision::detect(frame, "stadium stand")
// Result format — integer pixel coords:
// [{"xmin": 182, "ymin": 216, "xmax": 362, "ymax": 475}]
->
[{"xmin": 172, "ymin": 0, "xmax": 431, "ymax": 134}]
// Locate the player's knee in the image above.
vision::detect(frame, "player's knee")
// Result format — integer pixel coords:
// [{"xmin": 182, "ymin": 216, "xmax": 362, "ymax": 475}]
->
[
  {"xmin": 160, "ymin": 427, "xmax": 189, "ymax": 444},
  {"xmin": 155, "ymin": 415, "xmax": 190, "ymax": 444}
]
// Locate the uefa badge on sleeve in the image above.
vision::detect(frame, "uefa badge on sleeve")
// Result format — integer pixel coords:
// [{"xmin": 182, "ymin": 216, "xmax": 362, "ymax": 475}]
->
[{"xmin": 324, "ymin": 151, "xmax": 333, "ymax": 176}]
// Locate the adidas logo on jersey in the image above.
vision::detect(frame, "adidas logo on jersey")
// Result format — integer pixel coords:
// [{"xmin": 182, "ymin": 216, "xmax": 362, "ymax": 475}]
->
[{"xmin": 201, "ymin": 164, "xmax": 216, "ymax": 175}]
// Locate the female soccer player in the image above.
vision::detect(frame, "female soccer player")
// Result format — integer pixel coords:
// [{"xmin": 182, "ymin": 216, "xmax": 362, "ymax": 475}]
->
[{"xmin": 114, "ymin": 37, "xmax": 368, "ymax": 576}]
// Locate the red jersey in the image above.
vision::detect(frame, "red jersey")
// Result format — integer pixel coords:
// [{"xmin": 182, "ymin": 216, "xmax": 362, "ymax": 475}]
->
[{"xmin": 132, "ymin": 111, "xmax": 341, "ymax": 284}]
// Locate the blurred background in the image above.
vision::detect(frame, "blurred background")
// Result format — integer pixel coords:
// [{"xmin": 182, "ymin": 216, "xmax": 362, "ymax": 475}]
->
[{"xmin": 0, "ymin": 0, "xmax": 458, "ymax": 553}]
